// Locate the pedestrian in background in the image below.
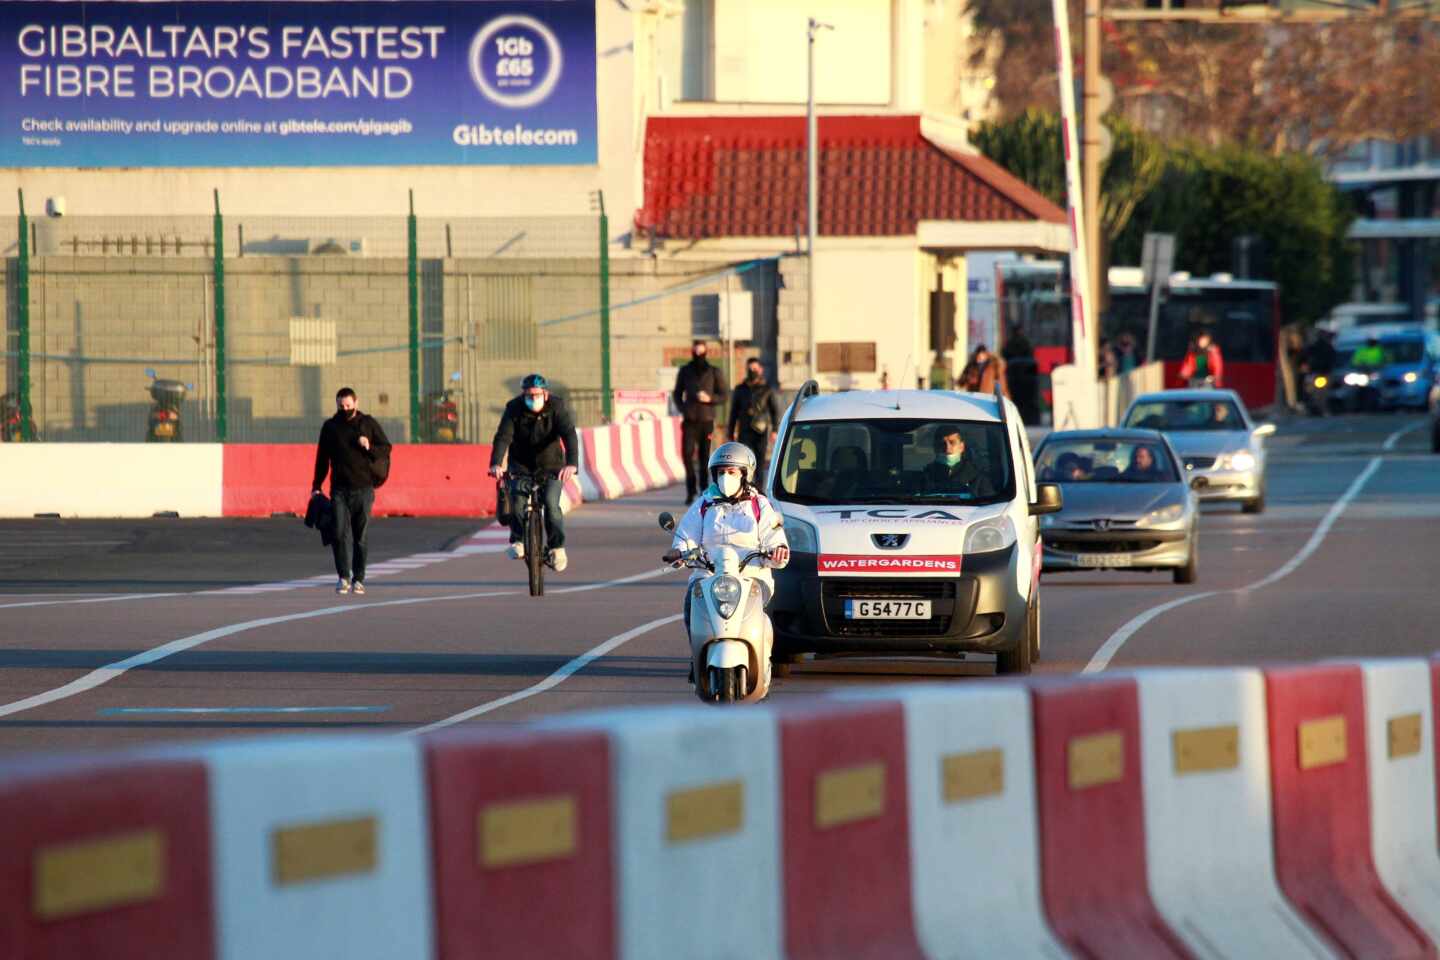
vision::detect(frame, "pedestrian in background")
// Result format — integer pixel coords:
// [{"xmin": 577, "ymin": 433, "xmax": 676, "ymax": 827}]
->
[
  {"xmin": 1002, "ymin": 325, "xmax": 1039, "ymax": 423},
  {"xmin": 728, "ymin": 357, "xmax": 781, "ymax": 484},
  {"xmin": 311, "ymin": 387, "xmax": 391, "ymax": 595},
  {"xmin": 928, "ymin": 351, "xmax": 954, "ymax": 390},
  {"xmin": 672, "ymin": 340, "xmax": 728, "ymax": 505},
  {"xmin": 1116, "ymin": 332, "xmax": 1139, "ymax": 374},
  {"xmin": 961, "ymin": 344, "xmax": 1009, "ymax": 396}
]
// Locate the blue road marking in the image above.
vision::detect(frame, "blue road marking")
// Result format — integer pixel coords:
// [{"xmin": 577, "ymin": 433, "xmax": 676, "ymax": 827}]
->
[{"xmin": 98, "ymin": 706, "xmax": 391, "ymax": 716}]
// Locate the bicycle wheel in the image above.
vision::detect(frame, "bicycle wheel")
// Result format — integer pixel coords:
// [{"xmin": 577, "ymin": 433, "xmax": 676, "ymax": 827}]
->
[{"xmin": 526, "ymin": 498, "xmax": 545, "ymax": 597}]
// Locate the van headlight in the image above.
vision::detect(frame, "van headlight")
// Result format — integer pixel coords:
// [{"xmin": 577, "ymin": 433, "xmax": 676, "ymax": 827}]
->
[
  {"xmin": 1137, "ymin": 503, "xmax": 1184, "ymax": 528},
  {"xmin": 1225, "ymin": 451, "xmax": 1256, "ymax": 472},
  {"xmin": 711, "ymin": 575, "xmax": 743, "ymax": 619},
  {"xmin": 964, "ymin": 516, "xmax": 1016, "ymax": 554},
  {"xmin": 784, "ymin": 517, "xmax": 819, "ymax": 554}
]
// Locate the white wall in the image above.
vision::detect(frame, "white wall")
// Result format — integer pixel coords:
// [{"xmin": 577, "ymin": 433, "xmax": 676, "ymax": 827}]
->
[
  {"xmin": 812, "ymin": 241, "xmax": 924, "ymax": 391},
  {"xmin": 0, "ymin": 3, "xmax": 638, "ymax": 222},
  {"xmin": 0, "ymin": 445, "xmax": 224, "ymax": 517}
]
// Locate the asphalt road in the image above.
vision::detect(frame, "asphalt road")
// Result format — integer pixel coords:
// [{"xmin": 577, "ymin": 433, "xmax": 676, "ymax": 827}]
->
[{"xmin": 0, "ymin": 412, "xmax": 1435, "ymax": 756}]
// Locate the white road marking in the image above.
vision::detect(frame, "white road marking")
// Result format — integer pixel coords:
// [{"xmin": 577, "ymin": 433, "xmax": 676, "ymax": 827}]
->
[
  {"xmin": 1082, "ymin": 434, "xmax": 1398, "ymax": 673},
  {"xmin": 0, "ymin": 592, "xmax": 182, "ymax": 610},
  {"xmin": 409, "ymin": 613, "xmax": 683, "ymax": 735},
  {"xmin": 1383, "ymin": 420, "xmax": 1427, "ymax": 451}
]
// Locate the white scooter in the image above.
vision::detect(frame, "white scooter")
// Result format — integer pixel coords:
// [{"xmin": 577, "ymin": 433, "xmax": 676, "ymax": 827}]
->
[{"xmin": 659, "ymin": 511, "xmax": 775, "ymax": 705}]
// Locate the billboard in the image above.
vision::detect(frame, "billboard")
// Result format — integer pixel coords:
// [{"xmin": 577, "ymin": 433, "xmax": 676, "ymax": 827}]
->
[{"xmin": 0, "ymin": 0, "xmax": 597, "ymax": 167}]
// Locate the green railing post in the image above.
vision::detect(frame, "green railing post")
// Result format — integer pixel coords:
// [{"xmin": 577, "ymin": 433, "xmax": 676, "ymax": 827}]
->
[
  {"xmin": 15, "ymin": 189, "xmax": 32, "ymax": 440},
  {"xmin": 212, "ymin": 189, "xmax": 227, "ymax": 442},
  {"xmin": 407, "ymin": 189, "xmax": 420, "ymax": 441},
  {"xmin": 598, "ymin": 194, "xmax": 612, "ymax": 424}
]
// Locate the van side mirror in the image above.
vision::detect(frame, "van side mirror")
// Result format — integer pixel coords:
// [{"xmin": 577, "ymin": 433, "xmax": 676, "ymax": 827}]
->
[
  {"xmin": 1253, "ymin": 422, "xmax": 1277, "ymax": 438},
  {"xmin": 658, "ymin": 512, "xmax": 676, "ymax": 532},
  {"xmin": 1030, "ymin": 483, "xmax": 1063, "ymax": 516}
]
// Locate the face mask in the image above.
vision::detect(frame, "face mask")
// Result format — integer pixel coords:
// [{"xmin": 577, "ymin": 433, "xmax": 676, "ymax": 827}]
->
[
  {"xmin": 693, "ymin": 350, "xmax": 706, "ymax": 361},
  {"xmin": 717, "ymin": 473, "xmax": 742, "ymax": 498},
  {"xmin": 525, "ymin": 395, "xmax": 544, "ymax": 412},
  {"xmin": 747, "ymin": 370, "xmax": 762, "ymax": 383},
  {"xmin": 942, "ymin": 452, "xmax": 962, "ymax": 466}
]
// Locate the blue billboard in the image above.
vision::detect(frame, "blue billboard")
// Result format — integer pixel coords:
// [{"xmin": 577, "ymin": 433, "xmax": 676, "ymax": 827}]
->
[{"xmin": 0, "ymin": 0, "xmax": 597, "ymax": 167}]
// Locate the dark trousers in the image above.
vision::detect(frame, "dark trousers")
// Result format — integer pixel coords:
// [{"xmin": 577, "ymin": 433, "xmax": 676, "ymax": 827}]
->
[
  {"xmin": 738, "ymin": 427, "xmax": 770, "ymax": 485},
  {"xmin": 507, "ymin": 472, "xmax": 566, "ymax": 549},
  {"xmin": 682, "ymin": 420, "xmax": 714, "ymax": 498},
  {"xmin": 331, "ymin": 486, "xmax": 374, "ymax": 582}
]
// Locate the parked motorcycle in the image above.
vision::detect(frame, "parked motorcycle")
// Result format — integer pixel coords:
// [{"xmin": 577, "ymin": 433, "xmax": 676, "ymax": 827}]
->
[
  {"xmin": 659, "ymin": 511, "xmax": 775, "ymax": 705},
  {"xmin": 423, "ymin": 372, "xmax": 463, "ymax": 443},
  {"xmin": 145, "ymin": 368, "xmax": 190, "ymax": 442}
]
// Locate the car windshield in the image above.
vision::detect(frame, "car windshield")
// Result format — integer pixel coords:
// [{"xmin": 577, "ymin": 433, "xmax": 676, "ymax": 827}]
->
[
  {"xmin": 1124, "ymin": 399, "xmax": 1247, "ymax": 432},
  {"xmin": 775, "ymin": 418, "xmax": 1015, "ymax": 506},
  {"xmin": 1035, "ymin": 438, "xmax": 1181, "ymax": 484},
  {"xmin": 1383, "ymin": 341, "xmax": 1425, "ymax": 364}
]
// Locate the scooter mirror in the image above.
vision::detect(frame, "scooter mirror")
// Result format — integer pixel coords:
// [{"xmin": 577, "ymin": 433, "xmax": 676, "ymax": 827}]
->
[{"xmin": 658, "ymin": 512, "xmax": 676, "ymax": 532}]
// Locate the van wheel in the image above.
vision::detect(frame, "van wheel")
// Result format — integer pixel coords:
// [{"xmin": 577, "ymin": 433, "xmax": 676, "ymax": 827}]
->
[{"xmin": 998, "ymin": 605, "xmax": 1034, "ymax": 675}]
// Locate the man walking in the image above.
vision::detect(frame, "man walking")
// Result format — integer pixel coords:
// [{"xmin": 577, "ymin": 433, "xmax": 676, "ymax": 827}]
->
[
  {"xmin": 728, "ymin": 357, "xmax": 781, "ymax": 484},
  {"xmin": 672, "ymin": 340, "xmax": 728, "ymax": 504},
  {"xmin": 312, "ymin": 387, "xmax": 391, "ymax": 595}
]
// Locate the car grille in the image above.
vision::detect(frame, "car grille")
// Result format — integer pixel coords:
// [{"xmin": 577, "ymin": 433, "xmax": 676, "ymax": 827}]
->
[
  {"xmin": 1047, "ymin": 538, "xmax": 1166, "ymax": 554},
  {"xmin": 1184, "ymin": 456, "xmax": 1216, "ymax": 470},
  {"xmin": 820, "ymin": 578, "xmax": 964, "ymax": 638}
]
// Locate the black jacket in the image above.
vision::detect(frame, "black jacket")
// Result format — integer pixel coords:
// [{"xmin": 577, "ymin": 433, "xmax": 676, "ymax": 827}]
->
[
  {"xmin": 922, "ymin": 457, "xmax": 997, "ymax": 498},
  {"xmin": 490, "ymin": 394, "xmax": 579, "ymax": 473},
  {"xmin": 304, "ymin": 492, "xmax": 336, "ymax": 547},
  {"xmin": 672, "ymin": 358, "xmax": 728, "ymax": 424},
  {"xmin": 728, "ymin": 378, "xmax": 781, "ymax": 437},
  {"xmin": 312, "ymin": 411, "xmax": 391, "ymax": 492}
]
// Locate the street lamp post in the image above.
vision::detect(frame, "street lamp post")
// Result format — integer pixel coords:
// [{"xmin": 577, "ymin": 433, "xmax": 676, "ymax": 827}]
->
[{"xmin": 806, "ymin": 17, "xmax": 832, "ymax": 381}]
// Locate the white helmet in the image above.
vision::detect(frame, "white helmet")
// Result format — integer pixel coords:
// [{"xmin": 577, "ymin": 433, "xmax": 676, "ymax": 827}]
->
[{"xmin": 708, "ymin": 441, "xmax": 758, "ymax": 486}]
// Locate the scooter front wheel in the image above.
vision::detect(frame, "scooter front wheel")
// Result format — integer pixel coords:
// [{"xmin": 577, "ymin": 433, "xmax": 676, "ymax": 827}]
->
[{"xmin": 707, "ymin": 665, "xmax": 747, "ymax": 704}]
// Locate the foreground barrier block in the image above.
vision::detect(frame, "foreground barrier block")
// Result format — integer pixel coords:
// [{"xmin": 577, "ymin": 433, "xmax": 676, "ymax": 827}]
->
[
  {"xmin": 1357, "ymin": 659, "xmax": 1440, "ymax": 946},
  {"xmin": 655, "ymin": 417, "xmax": 685, "ymax": 486},
  {"xmin": 0, "ymin": 755, "xmax": 215, "ymax": 959},
  {"xmin": 777, "ymin": 700, "xmax": 924, "ymax": 959},
  {"xmin": 1030, "ymin": 677, "xmax": 1192, "ymax": 959},
  {"xmin": 425, "ymin": 727, "xmax": 615, "ymax": 960},
  {"xmin": 1266, "ymin": 664, "xmax": 1436, "ymax": 959},
  {"xmin": 550, "ymin": 706, "xmax": 784, "ymax": 960},
  {"xmin": 203, "ymin": 736, "xmax": 433, "ymax": 960},
  {"xmin": 838, "ymin": 685, "xmax": 1070, "ymax": 959},
  {"xmin": 1133, "ymin": 668, "xmax": 1337, "ymax": 959}
]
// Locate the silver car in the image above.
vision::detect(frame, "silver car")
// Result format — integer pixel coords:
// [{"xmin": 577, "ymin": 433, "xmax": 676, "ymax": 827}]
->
[
  {"xmin": 1121, "ymin": 389, "xmax": 1276, "ymax": 514},
  {"xmin": 1034, "ymin": 429, "xmax": 1199, "ymax": 583}
]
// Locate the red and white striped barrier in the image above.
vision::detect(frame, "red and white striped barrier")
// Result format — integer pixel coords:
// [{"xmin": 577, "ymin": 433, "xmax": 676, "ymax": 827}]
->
[
  {"xmin": 11, "ymin": 662, "xmax": 1440, "ymax": 959},
  {"xmin": 576, "ymin": 417, "xmax": 686, "ymax": 503}
]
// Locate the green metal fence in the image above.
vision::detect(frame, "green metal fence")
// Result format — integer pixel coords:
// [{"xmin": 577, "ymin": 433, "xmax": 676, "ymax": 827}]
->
[{"xmin": 2, "ymin": 192, "xmax": 610, "ymax": 443}]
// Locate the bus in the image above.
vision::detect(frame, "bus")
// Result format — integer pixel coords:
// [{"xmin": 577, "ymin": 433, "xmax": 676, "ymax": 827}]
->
[{"xmin": 995, "ymin": 262, "xmax": 1281, "ymax": 411}]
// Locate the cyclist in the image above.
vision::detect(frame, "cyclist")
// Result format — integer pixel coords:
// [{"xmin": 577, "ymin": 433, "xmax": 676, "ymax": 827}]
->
[{"xmin": 488, "ymin": 374, "xmax": 579, "ymax": 572}]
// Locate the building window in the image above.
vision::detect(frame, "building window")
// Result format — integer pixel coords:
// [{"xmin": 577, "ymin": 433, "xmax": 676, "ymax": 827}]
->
[{"xmin": 817, "ymin": 342, "xmax": 877, "ymax": 373}]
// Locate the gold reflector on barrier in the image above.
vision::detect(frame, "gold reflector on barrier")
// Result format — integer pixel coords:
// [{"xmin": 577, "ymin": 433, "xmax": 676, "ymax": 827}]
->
[
  {"xmin": 1068, "ymin": 731, "xmax": 1124, "ymax": 790},
  {"xmin": 34, "ymin": 829, "xmax": 165, "ymax": 920},
  {"xmin": 480, "ymin": 795, "xmax": 577, "ymax": 868},
  {"xmin": 942, "ymin": 749, "xmax": 1004, "ymax": 802},
  {"xmin": 667, "ymin": 780, "xmax": 744, "ymax": 844},
  {"xmin": 814, "ymin": 762, "xmax": 885, "ymax": 829},
  {"xmin": 1172, "ymin": 725, "xmax": 1240, "ymax": 774},
  {"xmin": 1388, "ymin": 713, "xmax": 1423, "ymax": 759},
  {"xmin": 272, "ymin": 816, "xmax": 377, "ymax": 886},
  {"xmin": 1298, "ymin": 715, "xmax": 1348, "ymax": 770}
]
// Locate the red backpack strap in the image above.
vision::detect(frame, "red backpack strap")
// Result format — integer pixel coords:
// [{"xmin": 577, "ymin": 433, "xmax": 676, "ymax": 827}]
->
[
  {"xmin": 700, "ymin": 500, "xmax": 710, "ymax": 522},
  {"xmin": 751, "ymin": 495, "xmax": 763, "ymax": 522}
]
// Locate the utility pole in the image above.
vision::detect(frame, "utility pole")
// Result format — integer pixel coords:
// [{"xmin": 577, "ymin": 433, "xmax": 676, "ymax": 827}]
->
[
  {"xmin": 1083, "ymin": 0, "xmax": 1103, "ymax": 342},
  {"xmin": 806, "ymin": 17, "xmax": 833, "ymax": 381}
]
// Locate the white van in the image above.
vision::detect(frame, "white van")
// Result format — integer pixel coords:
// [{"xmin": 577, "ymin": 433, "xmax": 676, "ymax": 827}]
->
[{"xmin": 763, "ymin": 383, "xmax": 1062, "ymax": 674}]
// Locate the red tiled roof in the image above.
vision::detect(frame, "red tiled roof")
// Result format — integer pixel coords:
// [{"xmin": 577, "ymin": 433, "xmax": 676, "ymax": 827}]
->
[{"xmin": 637, "ymin": 114, "xmax": 1066, "ymax": 240}]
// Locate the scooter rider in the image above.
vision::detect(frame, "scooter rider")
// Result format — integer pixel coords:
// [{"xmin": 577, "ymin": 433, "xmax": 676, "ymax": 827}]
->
[
  {"xmin": 663, "ymin": 443, "xmax": 791, "ymax": 660},
  {"xmin": 488, "ymin": 373, "xmax": 579, "ymax": 573}
]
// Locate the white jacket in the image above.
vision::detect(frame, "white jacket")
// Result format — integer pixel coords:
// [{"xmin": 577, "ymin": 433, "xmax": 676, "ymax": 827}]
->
[{"xmin": 670, "ymin": 485, "xmax": 789, "ymax": 592}]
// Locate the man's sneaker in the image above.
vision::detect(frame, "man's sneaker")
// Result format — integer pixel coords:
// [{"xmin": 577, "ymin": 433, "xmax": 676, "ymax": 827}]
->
[
  {"xmin": 351, "ymin": 581, "xmax": 366, "ymax": 595},
  {"xmin": 336, "ymin": 578, "xmax": 351, "ymax": 594},
  {"xmin": 551, "ymin": 548, "xmax": 568, "ymax": 573},
  {"xmin": 508, "ymin": 542, "xmax": 525, "ymax": 560}
]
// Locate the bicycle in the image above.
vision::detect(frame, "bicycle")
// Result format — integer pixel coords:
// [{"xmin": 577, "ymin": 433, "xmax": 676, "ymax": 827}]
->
[{"xmin": 508, "ymin": 471, "xmax": 557, "ymax": 597}]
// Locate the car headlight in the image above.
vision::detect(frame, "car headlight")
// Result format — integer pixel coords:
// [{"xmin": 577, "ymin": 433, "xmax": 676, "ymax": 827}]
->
[
  {"xmin": 711, "ymin": 575, "xmax": 743, "ymax": 620},
  {"xmin": 1344, "ymin": 372, "xmax": 1370, "ymax": 387},
  {"xmin": 1405, "ymin": 371, "xmax": 1419, "ymax": 384},
  {"xmin": 964, "ymin": 516, "xmax": 1016, "ymax": 554},
  {"xmin": 1226, "ymin": 451, "xmax": 1256, "ymax": 472},
  {"xmin": 784, "ymin": 517, "xmax": 818, "ymax": 554},
  {"xmin": 1136, "ymin": 503, "xmax": 1184, "ymax": 528}
]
